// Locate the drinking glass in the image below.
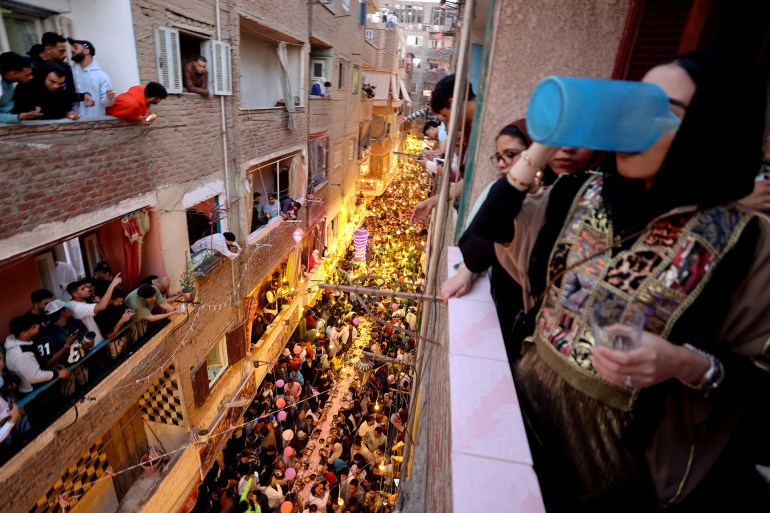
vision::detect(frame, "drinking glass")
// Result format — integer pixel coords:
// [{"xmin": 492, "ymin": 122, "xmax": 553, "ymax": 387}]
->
[{"xmin": 589, "ymin": 299, "xmax": 645, "ymax": 351}]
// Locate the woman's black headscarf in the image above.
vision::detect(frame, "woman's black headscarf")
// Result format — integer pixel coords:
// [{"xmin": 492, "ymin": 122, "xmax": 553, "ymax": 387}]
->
[{"xmin": 602, "ymin": 51, "xmax": 766, "ymax": 234}]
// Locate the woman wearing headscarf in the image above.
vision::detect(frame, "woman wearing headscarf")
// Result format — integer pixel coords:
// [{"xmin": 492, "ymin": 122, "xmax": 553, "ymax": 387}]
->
[
  {"xmin": 443, "ymin": 121, "xmax": 597, "ymax": 364},
  {"xmin": 470, "ymin": 52, "xmax": 770, "ymax": 510}
]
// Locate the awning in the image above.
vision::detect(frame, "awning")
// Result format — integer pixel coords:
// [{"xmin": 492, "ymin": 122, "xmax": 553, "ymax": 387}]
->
[
  {"xmin": 399, "ymin": 79, "xmax": 412, "ymax": 103},
  {"xmin": 363, "ymin": 71, "xmax": 393, "ymax": 100}
]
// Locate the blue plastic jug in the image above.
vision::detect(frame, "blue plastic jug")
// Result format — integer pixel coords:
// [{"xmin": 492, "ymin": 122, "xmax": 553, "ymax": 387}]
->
[{"xmin": 526, "ymin": 76, "xmax": 681, "ymax": 153}]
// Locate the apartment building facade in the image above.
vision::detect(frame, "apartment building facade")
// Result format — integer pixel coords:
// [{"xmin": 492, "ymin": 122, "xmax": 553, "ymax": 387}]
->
[
  {"xmin": 370, "ymin": 1, "xmax": 455, "ymax": 105},
  {"xmin": 0, "ymin": 1, "xmax": 401, "ymax": 512}
]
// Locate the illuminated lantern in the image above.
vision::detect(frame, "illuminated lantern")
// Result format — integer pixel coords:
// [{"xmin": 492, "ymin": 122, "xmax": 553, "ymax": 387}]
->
[
  {"xmin": 353, "ymin": 227, "xmax": 369, "ymax": 262},
  {"xmin": 292, "ymin": 228, "xmax": 304, "ymax": 244}
]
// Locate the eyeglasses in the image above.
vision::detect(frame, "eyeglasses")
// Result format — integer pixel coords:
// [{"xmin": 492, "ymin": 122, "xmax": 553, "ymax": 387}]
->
[{"xmin": 489, "ymin": 149, "xmax": 522, "ymax": 166}]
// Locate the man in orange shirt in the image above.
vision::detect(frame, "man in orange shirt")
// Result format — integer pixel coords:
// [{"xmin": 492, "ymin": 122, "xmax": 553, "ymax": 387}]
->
[{"xmin": 107, "ymin": 82, "xmax": 167, "ymax": 124}]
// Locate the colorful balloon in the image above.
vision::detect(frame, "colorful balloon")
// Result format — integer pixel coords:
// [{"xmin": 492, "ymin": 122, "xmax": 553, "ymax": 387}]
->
[
  {"xmin": 392, "ymin": 303, "xmax": 399, "ymax": 311},
  {"xmin": 280, "ymin": 501, "xmax": 293, "ymax": 513},
  {"xmin": 277, "ymin": 411, "xmax": 287, "ymax": 421},
  {"xmin": 285, "ymin": 467, "xmax": 296, "ymax": 480},
  {"xmin": 275, "ymin": 379, "xmax": 285, "ymax": 388},
  {"xmin": 283, "ymin": 446, "xmax": 294, "ymax": 457},
  {"xmin": 282, "ymin": 429, "xmax": 294, "ymax": 441},
  {"xmin": 293, "ymin": 345, "xmax": 302, "ymax": 354},
  {"xmin": 276, "ymin": 398, "xmax": 286, "ymax": 408},
  {"xmin": 353, "ymin": 318, "xmax": 360, "ymax": 326}
]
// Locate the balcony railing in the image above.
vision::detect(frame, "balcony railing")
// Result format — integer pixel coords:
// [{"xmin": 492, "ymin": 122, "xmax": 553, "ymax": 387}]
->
[{"xmin": 2, "ymin": 318, "xmax": 171, "ymax": 466}]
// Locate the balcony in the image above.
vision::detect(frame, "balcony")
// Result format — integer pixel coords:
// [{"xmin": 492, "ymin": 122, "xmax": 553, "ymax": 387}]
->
[
  {"xmin": 403, "ymin": 246, "xmax": 546, "ymax": 511},
  {"xmin": 2, "ymin": 318, "xmax": 172, "ymax": 466}
]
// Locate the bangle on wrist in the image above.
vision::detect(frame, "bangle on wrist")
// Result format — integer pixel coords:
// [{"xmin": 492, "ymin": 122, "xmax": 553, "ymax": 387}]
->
[
  {"xmin": 520, "ymin": 150, "xmax": 544, "ymax": 187},
  {"xmin": 507, "ymin": 169, "xmax": 532, "ymax": 190},
  {"xmin": 679, "ymin": 343, "xmax": 724, "ymax": 392}
]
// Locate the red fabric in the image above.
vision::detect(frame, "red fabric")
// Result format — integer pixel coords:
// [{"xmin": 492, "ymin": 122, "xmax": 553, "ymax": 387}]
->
[
  {"xmin": 325, "ymin": 471, "xmax": 337, "ymax": 486},
  {"xmin": 107, "ymin": 85, "xmax": 149, "ymax": 121},
  {"xmin": 122, "ymin": 216, "xmax": 142, "ymax": 291},
  {"xmin": 305, "ymin": 315, "xmax": 316, "ymax": 329}
]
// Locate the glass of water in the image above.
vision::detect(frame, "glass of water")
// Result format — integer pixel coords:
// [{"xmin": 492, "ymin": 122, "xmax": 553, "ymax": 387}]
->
[{"xmin": 590, "ymin": 299, "xmax": 645, "ymax": 351}]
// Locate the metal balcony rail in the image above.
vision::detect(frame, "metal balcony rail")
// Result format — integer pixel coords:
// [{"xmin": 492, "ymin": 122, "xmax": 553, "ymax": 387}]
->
[{"xmin": 1, "ymin": 318, "xmax": 171, "ymax": 466}]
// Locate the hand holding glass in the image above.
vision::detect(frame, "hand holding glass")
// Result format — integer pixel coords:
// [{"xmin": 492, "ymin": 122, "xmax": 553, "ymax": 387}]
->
[{"xmin": 590, "ymin": 299, "xmax": 645, "ymax": 351}]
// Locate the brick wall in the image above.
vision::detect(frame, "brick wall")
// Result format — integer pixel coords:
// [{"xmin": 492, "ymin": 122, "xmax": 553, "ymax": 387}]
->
[{"xmin": 237, "ymin": 109, "xmax": 309, "ymax": 165}]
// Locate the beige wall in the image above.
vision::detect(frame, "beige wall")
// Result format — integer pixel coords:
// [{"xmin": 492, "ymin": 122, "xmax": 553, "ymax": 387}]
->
[{"xmin": 468, "ymin": 0, "xmax": 631, "ymax": 203}]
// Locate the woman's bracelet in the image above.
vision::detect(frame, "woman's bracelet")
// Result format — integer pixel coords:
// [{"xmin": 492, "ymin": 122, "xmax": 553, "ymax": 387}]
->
[
  {"xmin": 520, "ymin": 150, "xmax": 545, "ymax": 187},
  {"xmin": 506, "ymin": 169, "xmax": 532, "ymax": 190},
  {"xmin": 679, "ymin": 343, "xmax": 725, "ymax": 392}
]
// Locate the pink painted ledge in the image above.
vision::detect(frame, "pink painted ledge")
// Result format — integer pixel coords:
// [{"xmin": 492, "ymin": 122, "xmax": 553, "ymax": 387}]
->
[{"xmin": 445, "ymin": 246, "xmax": 545, "ymax": 512}]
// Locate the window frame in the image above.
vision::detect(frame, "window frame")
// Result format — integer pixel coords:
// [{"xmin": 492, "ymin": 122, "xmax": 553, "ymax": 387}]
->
[
  {"xmin": 311, "ymin": 58, "xmax": 327, "ymax": 83},
  {"xmin": 206, "ymin": 335, "xmax": 229, "ymax": 388},
  {"xmin": 338, "ymin": 61, "xmax": 345, "ymax": 90},
  {"xmin": 352, "ymin": 66, "xmax": 359, "ymax": 94},
  {"xmin": 156, "ymin": 26, "xmax": 232, "ymax": 96},
  {"xmin": 307, "ymin": 132, "xmax": 330, "ymax": 191}
]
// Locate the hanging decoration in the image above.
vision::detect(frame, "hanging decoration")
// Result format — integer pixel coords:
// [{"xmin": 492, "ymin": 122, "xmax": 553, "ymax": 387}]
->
[
  {"xmin": 293, "ymin": 227, "xmax": 304, "ymax": 244},
  {"xmin": 353, "ymin": 227, "xmax": 369, "ymax": 262}
]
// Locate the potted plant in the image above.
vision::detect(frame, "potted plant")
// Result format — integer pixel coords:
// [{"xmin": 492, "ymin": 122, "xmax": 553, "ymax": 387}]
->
[{"xmin": 179, "ymin": 260, "xmax": 198, "ymax": 302}]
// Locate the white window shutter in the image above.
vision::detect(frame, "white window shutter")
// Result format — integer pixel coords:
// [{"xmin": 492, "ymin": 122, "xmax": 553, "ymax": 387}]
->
[
  {"xmin": 34, "ymin": 253, "xmax": 57, "ymax": 296},
  {"xmin": 82, "ymin": 234, "xmax": 103, "ymax": 274},
  {"xmin": 203, "ymin": 40, "xmax": 232, "ymax": 96},
  {"xmin": 156, "ymin": 26, "xmax": 182, "ymax": 94}
]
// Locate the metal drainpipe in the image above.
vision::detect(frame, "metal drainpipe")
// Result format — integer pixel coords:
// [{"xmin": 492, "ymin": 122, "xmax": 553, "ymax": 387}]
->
[
  {"xmin": 215, "ymin": 0, "xmax": 238, "ymax": 315},
  {"xmin": 399, "ymin": 0, "xmax": 475, "ymax": 487}
]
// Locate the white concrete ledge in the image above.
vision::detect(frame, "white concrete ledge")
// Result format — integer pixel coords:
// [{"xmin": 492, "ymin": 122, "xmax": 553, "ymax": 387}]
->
[{"xmin": 446, "ymin": 245, "xmax": 545, "ymax": 512}]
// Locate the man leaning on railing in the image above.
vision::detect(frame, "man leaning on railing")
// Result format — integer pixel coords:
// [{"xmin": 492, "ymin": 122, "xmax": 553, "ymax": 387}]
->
[
  {"xmin": 4, "ymin": 315, "xmax": 69, "ymax": 394},
  {"xmin": 124, "ymin": 284, "xmax": 183, "ymax": 323}
]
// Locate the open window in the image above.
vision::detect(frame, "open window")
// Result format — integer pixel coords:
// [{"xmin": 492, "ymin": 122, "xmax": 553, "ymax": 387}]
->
[
  {"xmin": 338, "ymin": 61, "xmax": 345, "ymax": 90},
  {"xmin": 186, "ymin": 197, "xmax": 222, "ymax": 247},
  {"xmin": 352, "ymin": 66, "xmax": 360, "ymax": 94},
  {"xmin": 308, "ymin": 132, "xmax": 329, "ymax": 191},
  {"xmin": 156, "ymin": 26, "xmax": 232, "ymax": 96},
  {"xmin": 240, "ymin": 22, "xmax": 302, "ymax": 109},
  {"xmin": 248, "ymin": 152, "xmax": 306, "ymax": 235},
  {"xmin": 311, "ymin": 59, "xmax": 326, "ymax": 83},
  {"xmin": 206, "ymin": 336, "xmax": 228, "ymax": 387},
  {"xmin": 0, "ymin": 1, "xmax": 140, "ymax": 107}
]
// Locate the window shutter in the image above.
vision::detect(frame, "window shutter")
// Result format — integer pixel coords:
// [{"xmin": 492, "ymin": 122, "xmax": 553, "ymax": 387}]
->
[
  {"xmin": 191, "ymin": 363, "xmax": 210, "ymax": 408},
  {"xmin": 204, "ymin": 40, "xmax": 232, "ymax": 96},
  {"xmin": 226, "ymin": 322, "xmax": 246, "ymax": 365},
  {"xmin": 34, "ymin": 252, "xmax": 57, "ymax": 295},
  {"xmin": 613, "ymin": 0, "xmax": 693, "ymax": 80},
  {"xmin": 358, "ymin": 1, "xmax": 367, "ymax": 26},
  {"xmin": 155, "ymin": 26, "xmax": 182, "ymax": 93},
  {"xmin": 82, "ymin": 234, "xmax": 103, "ymax": 275},
  {"xmin": 52, "ymin": 15, "xmax": 74, "ymax": 39}
]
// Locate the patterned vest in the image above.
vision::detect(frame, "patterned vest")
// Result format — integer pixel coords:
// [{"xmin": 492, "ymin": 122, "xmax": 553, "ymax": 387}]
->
[{"xmin": 536, "ymin": 175, "xmax": 752, "ymax": 377}]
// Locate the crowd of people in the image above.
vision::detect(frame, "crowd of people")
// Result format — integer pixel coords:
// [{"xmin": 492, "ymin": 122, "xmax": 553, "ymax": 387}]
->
[
  {"xmin": 193, "ymin": 162, "xmax": 427, "ymax": 513},
  {"xmin": 0, "ymin": 262, "xmax": 185, "ymax": 461},
  {"xmin": 0, "ymin": 31, "xmax": 217, "ymax": 124},
  {"xmin": 402, "ymin": 50, "xmax": 770, "ymax": 511}
]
